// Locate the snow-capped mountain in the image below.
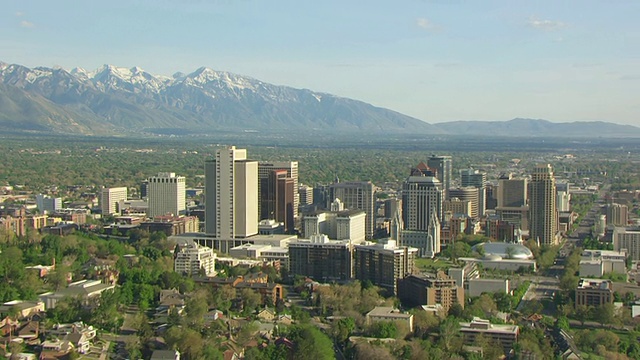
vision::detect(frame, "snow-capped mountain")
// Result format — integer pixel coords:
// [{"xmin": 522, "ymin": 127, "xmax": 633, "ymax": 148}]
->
[{"xmin": 0, "ymin": 61, "xmax": 437, "ymax": 135}]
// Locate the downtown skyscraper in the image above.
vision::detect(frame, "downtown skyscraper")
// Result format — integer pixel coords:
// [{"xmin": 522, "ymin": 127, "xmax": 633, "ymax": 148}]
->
[
  {"xmin": 205, "ymin": 146, "xmax": 258, "ymax": 239},
  {"xmin": 528, "ymin": 164, "xmax": 558, "ymax": 245}
]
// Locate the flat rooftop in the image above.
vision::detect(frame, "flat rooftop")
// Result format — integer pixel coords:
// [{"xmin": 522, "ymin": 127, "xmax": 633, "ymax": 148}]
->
[
  {"xmin": 366, "ymin": 307, "xmax": 413, "ymax": 319},
  {"xmin": 578, "ymin": 278, "xmax": 613, "ymax": 290},
  {"xmin": 460, "ymin": 317, "xmax": 519, "ymax": 334}
]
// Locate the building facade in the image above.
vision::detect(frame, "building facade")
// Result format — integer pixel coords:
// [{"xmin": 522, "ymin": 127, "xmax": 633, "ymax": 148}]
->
[
  {"xmin": 288, "ymin": 234, "xmax": 353, "ymax": 281},
  {"xmin": 147, "ymin": 172, "xmax": 186, "ymax": 218},
  {"xmin": 260, "ymin": 169, "xmax": 295, "ymax": 233},
  {"xmin": 36, "ymin": 194, "xmax": 62, "ymax": 214},
  {"xmin": 528, "ymin": 164, "xmax": 558, "ymax": 245},
  {"xmin": 398, "ymin": 272, "xmax": 464, "ymax": 311},
  {"xmin": 606, "ymin": 203, "xmax": 629, "ymax": 227},
  {"xmin": 426, "ymin": 155, "xmax": 452, "ymax": 198},
  {"xmin": 205, "ymin": 146, "xmax": 258, "ymax": 239},
  {"xmin": 173, "ymin": 242, "xmax": 217, "ymax": 277},
  {"xmin": 459, "ymin": 318, "xmax": 519, "ymax": 355},
  {"xmin": 460, "ymin": 169, "xmax": 487, "ymax": 217},
  {"xmin": 258, "ymin": 161, "xmax": 299, "ymax": 218},
  {"xmin": 354, "ymin": 240, "xmax": 418, "ymax": 295},
  {"xmin": 575, "ymin": 278, "xmax": 613, "ymax": 307},
  {"xmin": 329, "ymin": 181, "xmax": 375, "ymax": 239},
  {"xmin": 613, "ymin": 227, "xmax": 640, "ymax": 260},
  {"xmin": 100, "ymin": 187, "xmax": 127, "ymax": 216}
]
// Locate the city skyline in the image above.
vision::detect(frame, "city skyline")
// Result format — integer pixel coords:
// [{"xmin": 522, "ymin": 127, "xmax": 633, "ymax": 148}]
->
[{"xmin": 2, "ymin": 1, "xmax": 639, "ymax": 125}]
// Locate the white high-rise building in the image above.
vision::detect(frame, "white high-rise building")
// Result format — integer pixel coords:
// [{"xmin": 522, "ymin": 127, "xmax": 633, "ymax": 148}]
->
[
  {"xmin": 556, "ymin": 183, "xmax": 571, "ymax": 213},
  {"xmin": 100, "ymin": 187, "xmax": 128, "ymax": 215},
  {"xmin": 205, "ymin": 146, "xmax": 258, "ymax": 239},
  {"xmin": 329, "ymin": 181, "xmax": 375, "ymax": 239},
  {"xmin": 400, "ymin": 176, "xmax": 443, "ymax": 257},
  {"xmin": 302, "ymin": 207, "xmax": 366, "ymax": 244},
  {"xmin": 147, "ymin": 172, "xmax": 186, "ymax": 218}
]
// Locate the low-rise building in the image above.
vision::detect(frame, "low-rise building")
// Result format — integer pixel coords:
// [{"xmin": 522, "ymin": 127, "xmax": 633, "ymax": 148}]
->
[
  {"xmin": 398, "ymin": 272, "xmax": 464, "ymax": 311},
  {"xmin": 579, "ymin": 249, "xmax": 627, "ymax": 277},
  {"xmin": 366, "ymin": 306, "xmax": 414, "ymax": 332},
  {"xmin": 229, "ymin": 243, "xmax": 289, "ymax": 268},
  {"xmin": 38, "ymin": 280, "xmax": 115, "ymax": 309},
  {"xmin": 0, "ymin": 300, "xmax": 45, "ymax": 319},
  {"xmin": 457, "ymin": 256, "xmax": 537, "ymax": 272},
  {"xmin": 575, "ymin": 278, "xmax": 613, "ymax": 307},
  {"xmin": 467, "ymin": 278, "xmax": 510, "ymax": 297},
  {"xmin": 459, "ymin": 317, "xmax": 519, "ymax": 355}
]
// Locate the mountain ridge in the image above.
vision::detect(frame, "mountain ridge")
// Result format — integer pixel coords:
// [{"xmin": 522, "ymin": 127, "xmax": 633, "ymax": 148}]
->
[
  {"xmin": 0, "ymin": 61, "xmax": 639, "ymax": 138},
  {"xmin": 0, "ymin": 61, "xmax": 438, "ymax": 135}
]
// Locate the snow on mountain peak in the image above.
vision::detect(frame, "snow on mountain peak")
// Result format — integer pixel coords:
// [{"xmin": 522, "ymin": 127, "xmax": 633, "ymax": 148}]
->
[{"xmin": 185, "ymin": 67, "xmax": 256, "ymax": 91}]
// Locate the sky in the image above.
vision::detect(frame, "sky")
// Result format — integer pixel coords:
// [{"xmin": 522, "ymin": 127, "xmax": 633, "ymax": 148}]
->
[{"xmin": 2, "ymin": 0, "xmax": 640, "ymax": 125}]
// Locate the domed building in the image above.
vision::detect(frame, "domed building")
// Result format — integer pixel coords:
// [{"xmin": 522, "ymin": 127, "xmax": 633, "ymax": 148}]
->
[{"xmin": 472, "ymin": 242, "xmax": 534, "ymax": 260}]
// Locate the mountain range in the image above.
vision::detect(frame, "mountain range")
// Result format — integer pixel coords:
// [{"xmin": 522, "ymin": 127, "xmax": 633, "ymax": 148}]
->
[{"xmin": 1, "ymin": 61, "xmax": 639, "ymax": 138}]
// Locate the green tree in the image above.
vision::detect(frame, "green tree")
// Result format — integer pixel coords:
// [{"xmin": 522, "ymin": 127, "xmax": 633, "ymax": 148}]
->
[
  {"xmin": 331, "ymin": 317, "xmax": 355, "ymax": 343},
  {"xmin": 574, "ymin": 304, "xmax": 591, "ymax": 326},
  {"xmin": 288, "ymin": 324, "xmax": 335, "ymax": 360},
  {"xmin": 595, "ymin": 303, "xmax": 617, "ymax": 327},
  {"xmin": 369, "ymin": 321, "xmax": 398, "ymax": 338}
]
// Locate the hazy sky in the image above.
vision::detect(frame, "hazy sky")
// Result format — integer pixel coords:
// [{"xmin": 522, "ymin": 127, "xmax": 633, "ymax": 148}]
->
[{"xmin": 2, "ymin": 0, "xmax": 639, "ymax": 125}]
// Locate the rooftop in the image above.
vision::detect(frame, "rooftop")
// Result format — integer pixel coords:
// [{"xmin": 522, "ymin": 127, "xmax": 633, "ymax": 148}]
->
[
  {"xmin": 578, "ymin": 278, "xmax": 613, "ymax": 290},
  {"xmin": 460, "ymin": 317, "xmax": 519, "ymax": 334},
  {"xmin": 366, "ymin": 307, "xmax": 413, "ymax": 319}
]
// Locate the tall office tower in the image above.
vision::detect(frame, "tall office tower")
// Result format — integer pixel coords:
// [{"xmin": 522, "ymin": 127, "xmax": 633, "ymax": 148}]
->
[
  {"xmin": 497, "ymin": 174, "xmax": 527, "ymax": 208},
  {"xmin": 147, "ymin": 172, "xmax": 186, "ymax": 218},
  {"xmin": 528, "ymin": 164, "xmax": 558, "ymax": 245},
  {"xmin": 205, "ymin": 146, "xmax": 258, "ymax": 238},
  {"xmin": 312, "ymin": 185, "xmax": 330, "ymax": 208},
  {"xmin": 35, "ymin": 194, "xmax": 62, "ymax": 214},
  {"xmin": 556, "ymin": 182, "xmax": 571, "ymax": 212},
  {"xmin": 485, "ymin": 183, "xmax": 497, "ymax": 210},
  {"xmin": 402, "ymin": 176, "xmax": 443, "ymax": 229},
  {"xmin": 496, "ymin": 174, "xmax": 529, "ymax": 230},
  {"xmin": 298, "ymin": 184, "xmax": 313, "ymax": 206},
  {"xmin": 100, "ymin": 187, "xmax": 128, "ymax": 215},
  {"xmin": 384, "ymin": 198, "xmax": 401, "ymax": 219},
  {"xmin": 354, "ymin": 240, "xmax": 418, "ymax": 295},
  {"xmin": 448, "ymin": 187, "xmax": 480, "ymax": 218},
  {"xmin": 401, "ymin": 175, "xmax": 443, "ymax": 257},
  {"xmin": 140, "ymin": 180, "xmax": 149, "ymax": 199},
  {"xmin": 444, "ymin": 198, "xmax": 473, "ymax": 217},
  {"xmin": 606, "ymin": 203, "xmax": 629, "ymax": 226},
  {"xmin": 258, "ymin": 161, "xmax": 299, "ymax": 218},
  {"xmin": 427, "ymin": 155, "xmax": 452, "ymax": 198},
  {"xmin": 460, "ymin": 169, "xmax": 487, "ymax": 217},
  {"xmin": 260, "ymin": 170, "xmax": 295, "ymax": 233},
  {"xmin": 329, "ymin": 181, "xmax": 375, "ymax": 239}
]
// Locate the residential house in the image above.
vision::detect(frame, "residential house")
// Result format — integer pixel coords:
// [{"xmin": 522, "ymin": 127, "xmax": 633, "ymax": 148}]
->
[
  {"xmin": 256, "ymin": 308, "xmax": 275, "ymax": 322},
  {"xmin": 365, "ymin": 307, "xmax": 414, "ymax": 332}
]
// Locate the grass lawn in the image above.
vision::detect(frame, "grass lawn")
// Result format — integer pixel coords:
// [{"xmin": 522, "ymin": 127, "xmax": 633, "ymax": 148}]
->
[{"xmin": 415, "ymin": 257, "xmax": 455, "ymax": 272}]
